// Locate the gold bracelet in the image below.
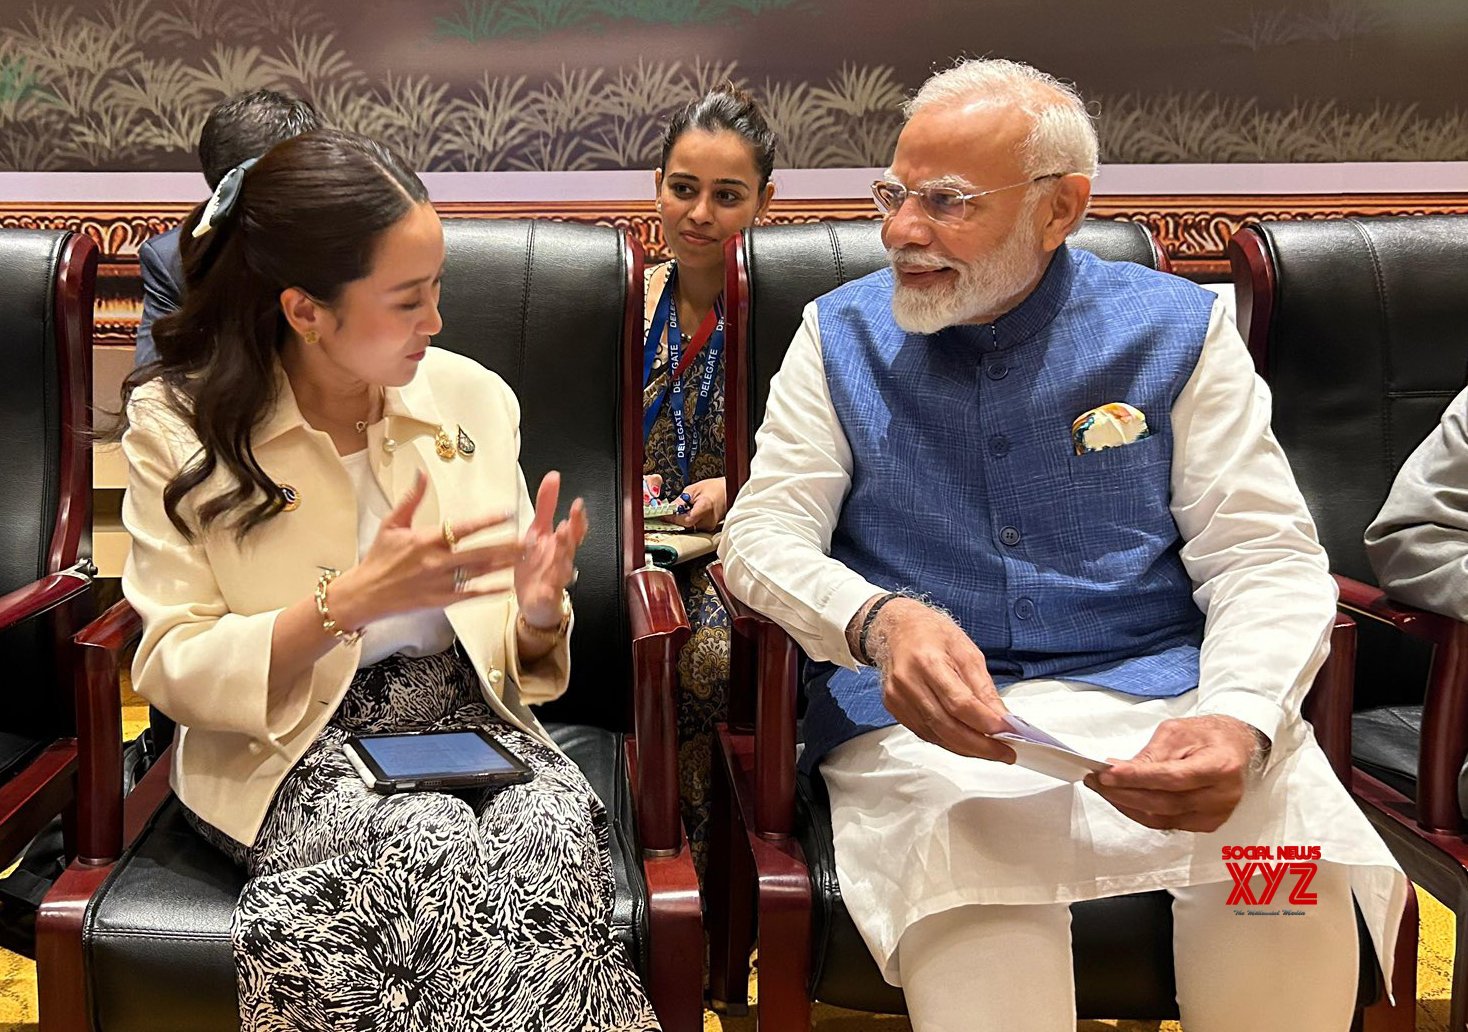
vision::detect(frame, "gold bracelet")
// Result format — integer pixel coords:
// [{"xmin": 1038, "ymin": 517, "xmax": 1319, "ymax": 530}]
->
[
  {"xmin": 517, "ymin": 590, "xmax": 572, "ymax": 645},
  {"xmin": 315, "ymin": 568, "xmax": 364, "ymax": 647}
]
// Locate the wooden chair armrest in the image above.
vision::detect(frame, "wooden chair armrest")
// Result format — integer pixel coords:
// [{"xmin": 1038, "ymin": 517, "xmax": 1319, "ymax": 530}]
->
[
  {"xmin": 38, "ymin": 750, "xmax": 173, "ymax": 1030},
  {"xmin": 1336, "ymin": 574, "xmax": 1468, "ymax": 833},
  {"xmin": 706, "ymin": 561, "xmax": 800, "ymax": 838},
  {"xmin": 707, "ymin": 560, "xmax": 766, "ymax": 633},
  {"xmin": 1302, "ymin": 612, "xmax": 1356, "ymax": 784},
  {"xmin": 626, "ymin": 567, "xmax": 691, "ymax": 855},
  {"xmin": 73, "ymin": 599, "xmax": 144, "ymax": 864},
  {"xmin": 1335, "ymin": 573, "xmax": 1464, "ymax": 644},
  {"xmin": 0, "ymin": 567, "xmax": 91, "ymax": 632}
]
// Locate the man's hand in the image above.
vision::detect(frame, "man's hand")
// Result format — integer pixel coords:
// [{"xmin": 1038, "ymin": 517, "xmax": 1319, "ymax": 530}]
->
[
  {"xmin": 851, "ymin": 596, "xmax": 1015, "ymax": 762},
  {"xmin": 1084, "ymin": 715, "xmax": 1268, "ymax": 833}
]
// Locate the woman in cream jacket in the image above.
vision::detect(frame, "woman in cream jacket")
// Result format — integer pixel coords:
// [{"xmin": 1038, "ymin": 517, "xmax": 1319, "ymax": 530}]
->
[{"xmin": 120, "ymin": 129, "xmax": 658, "ymax": 1031}]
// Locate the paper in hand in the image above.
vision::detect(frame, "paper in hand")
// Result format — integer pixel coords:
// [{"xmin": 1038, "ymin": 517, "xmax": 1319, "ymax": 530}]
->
[{"xmin": 994, "ymin": 714, "xmax": 1112, "ymax": 782}]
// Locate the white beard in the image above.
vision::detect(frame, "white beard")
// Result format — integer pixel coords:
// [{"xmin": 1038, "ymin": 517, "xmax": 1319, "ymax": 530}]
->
[{"xmin": 889, "ymin": 209, "xmax": 1047, "ymax": 335}]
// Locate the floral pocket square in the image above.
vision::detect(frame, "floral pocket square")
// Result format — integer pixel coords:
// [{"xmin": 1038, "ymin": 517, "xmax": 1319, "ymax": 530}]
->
[{"xmin": 1072, "ymin": 402, "xmax": 1153, "ymax": 455}]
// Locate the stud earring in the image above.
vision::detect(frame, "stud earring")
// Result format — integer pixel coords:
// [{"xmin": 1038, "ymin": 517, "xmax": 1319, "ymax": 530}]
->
[{"xmin": 303, "ymin": 328, "xmax": 319, "ymax": 346}]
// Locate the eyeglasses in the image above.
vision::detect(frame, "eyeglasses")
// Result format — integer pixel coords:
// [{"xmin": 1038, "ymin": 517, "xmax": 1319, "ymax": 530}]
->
[{"xmin": 871, "ymin": 173, "xmax": 1067, "ymax": 225}]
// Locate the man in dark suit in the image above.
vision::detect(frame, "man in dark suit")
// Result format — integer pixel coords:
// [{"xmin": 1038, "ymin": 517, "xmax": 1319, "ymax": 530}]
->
[{"xmin": 134, "ymin": 89, "xmax": 321, "ymax": 366}]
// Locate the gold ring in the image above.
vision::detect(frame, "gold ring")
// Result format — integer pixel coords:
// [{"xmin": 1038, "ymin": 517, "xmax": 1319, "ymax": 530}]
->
[{"xmin": 442, "ymin": 520, "xmax": 457, "ymax": 548}]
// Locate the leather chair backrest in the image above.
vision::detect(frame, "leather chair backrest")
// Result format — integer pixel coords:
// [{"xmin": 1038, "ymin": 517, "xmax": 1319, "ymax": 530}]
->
[
  {"xmin": 1231, "ymin": 217, "xmax": 1468, "ymax": 588},
  {"xmin": 727, "ymin": 217, "xmax": 1167, "ymax": 488},
  {"xmin": 436, "ymin": 220, "xmax": 639, "ymax": 731},
  {"xmin": 0, "ymin": 229, "xmax": 96, "ymax": 740},
  {"xmin": 0, "ymin": 230, "xmax": 95, "ymax": 591},
  {"xmin": 1230, "ymin": 216, "xmax": 1468, "ymax": 707}
]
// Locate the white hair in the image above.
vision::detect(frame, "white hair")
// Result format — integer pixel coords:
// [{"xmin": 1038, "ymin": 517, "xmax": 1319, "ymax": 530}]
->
[
  {"xmin": 888, "ymin": 201, "xmax": 1047, "ymax": 332},
  {"xmin": 904, "ymin": 58, "xmax": 1099, "ymax": 180}
]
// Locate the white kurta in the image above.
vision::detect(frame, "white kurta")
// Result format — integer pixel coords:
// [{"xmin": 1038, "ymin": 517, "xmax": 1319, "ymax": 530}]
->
[{"xmin": 719, "ymin": 292, "xmax": 1408, "ymax": 985}]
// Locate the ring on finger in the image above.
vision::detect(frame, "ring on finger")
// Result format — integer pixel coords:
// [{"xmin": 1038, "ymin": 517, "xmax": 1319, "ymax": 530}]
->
[
  {"xmin": 452, "ymin": 566, "xmax": 467, "ymax": 592},
  {"xmin": 567, "ymin": 566, "xmax": 579, "ymax": 589},
  {"xmin": 442, "ymin": 520, "xmax": 458, "ymax": 549}
]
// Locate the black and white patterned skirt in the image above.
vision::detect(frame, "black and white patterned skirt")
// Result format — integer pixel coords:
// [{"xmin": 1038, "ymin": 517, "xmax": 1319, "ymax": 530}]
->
[{"xmin": 187, "ymin": 647, "xmax": 660, "ymax": 1031}]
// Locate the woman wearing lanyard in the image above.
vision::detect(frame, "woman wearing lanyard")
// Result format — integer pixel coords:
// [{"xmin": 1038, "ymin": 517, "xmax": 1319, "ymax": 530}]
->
[{"xmin": 645, "ymin": 84, "xmax": 775, "ymax": 873}]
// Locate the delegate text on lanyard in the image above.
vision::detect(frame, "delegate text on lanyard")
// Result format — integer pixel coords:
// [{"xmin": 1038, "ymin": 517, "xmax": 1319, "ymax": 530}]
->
[{"xmin": 641, "ymin": 266, "xmax": 724, "ymax": 486}]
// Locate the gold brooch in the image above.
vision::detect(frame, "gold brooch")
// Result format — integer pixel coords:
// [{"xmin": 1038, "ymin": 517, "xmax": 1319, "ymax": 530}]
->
[{"xmin": 434, "ymin": 426, "xmax": 455, "ymax": 461}]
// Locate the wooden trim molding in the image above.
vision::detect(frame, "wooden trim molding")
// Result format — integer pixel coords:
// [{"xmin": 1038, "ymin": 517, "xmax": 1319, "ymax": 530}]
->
[
  {"xmin": 6, "ymin": 194, "xmax": 1468, "ymax": 344},
  {"xmin": 1086, "ymin": 192, "xmax": 1468, "ymax": 277}
]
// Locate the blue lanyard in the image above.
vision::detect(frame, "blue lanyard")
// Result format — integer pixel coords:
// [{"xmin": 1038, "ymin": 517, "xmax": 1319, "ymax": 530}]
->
[{"xmin": 642, "ymin": 266, "xmax": 724, "ymax": 485}]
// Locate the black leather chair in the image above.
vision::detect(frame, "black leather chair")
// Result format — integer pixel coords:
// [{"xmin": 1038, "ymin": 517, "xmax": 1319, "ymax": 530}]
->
[
  {"xmin": 704, "ymin": 219, "xmax": 1414, "ymax": 1030},
  {"xmin": 36, "ymin": 221, "xmax": 703, "ymax": 1031},
  {"xmin": 0, "ymin": 229, "xmax": 104, "ymax": 950},
  {"xmin": 1231, "ymin": 215, "xmax": 1468, "ymax": 1031}
]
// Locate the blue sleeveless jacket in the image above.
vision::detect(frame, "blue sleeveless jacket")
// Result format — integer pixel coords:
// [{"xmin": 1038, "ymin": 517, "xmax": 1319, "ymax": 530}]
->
[{"xmin": 802, "ymin": 244, "xmax": 1218, "ymax": 771}]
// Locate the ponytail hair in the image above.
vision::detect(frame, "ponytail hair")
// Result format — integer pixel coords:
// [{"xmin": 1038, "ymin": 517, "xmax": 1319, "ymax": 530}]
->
[{"xmin": 115, "ymin": 128, "xmax": 429, "ymax": 542}]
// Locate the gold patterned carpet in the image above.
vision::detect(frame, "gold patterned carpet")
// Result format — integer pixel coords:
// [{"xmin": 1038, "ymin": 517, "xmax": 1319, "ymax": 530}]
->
[{"xmin": 0, "ymin": 690, "xmax": 1454, "ymax": 1030}]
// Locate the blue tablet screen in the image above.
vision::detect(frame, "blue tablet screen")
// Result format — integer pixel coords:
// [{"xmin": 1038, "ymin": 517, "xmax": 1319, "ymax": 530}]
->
[{"xmin": 357, "ymin": 732, "xmax": 518, "ymax": 778}]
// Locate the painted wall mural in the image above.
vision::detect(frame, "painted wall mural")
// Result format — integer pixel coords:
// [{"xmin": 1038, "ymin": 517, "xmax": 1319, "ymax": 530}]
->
[
  {"xmin": 1, "ymin": 0, "xmax": 1466, "ymax": 172},
  {"xmin": 6, "ymin": 0, "xmax": 1467, "ymax": 346}
]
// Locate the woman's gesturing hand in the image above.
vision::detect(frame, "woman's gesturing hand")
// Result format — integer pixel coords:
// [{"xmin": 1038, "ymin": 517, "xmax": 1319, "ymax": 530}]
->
[
  {"xmin": 515, "ymin": 471, "xmax": 590, "ymax": 629},
  {"xmin": 329, "ymin": 471, "xmax": 519, "ymax": 630}
]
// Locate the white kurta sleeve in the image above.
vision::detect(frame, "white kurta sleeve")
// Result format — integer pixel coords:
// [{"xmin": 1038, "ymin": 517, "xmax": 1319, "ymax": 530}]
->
[
  {"xmin": 1169, "ymin": 299, "xmax": 1338, "ymax": 743},
  {"xmin": 718, "ymin": 303, "xmax": 887, "ymax": 669}
]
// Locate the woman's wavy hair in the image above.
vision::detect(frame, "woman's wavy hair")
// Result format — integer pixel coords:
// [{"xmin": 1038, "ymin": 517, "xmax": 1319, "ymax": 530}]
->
[{"xmin": 111, "ymin": 128, "xmax": 429, "ymax": 542}]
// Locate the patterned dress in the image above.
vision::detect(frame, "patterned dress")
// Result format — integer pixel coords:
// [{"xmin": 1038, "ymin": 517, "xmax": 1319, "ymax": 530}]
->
[
  {"xmin": 641, "ymin": 262, "xmax": 730, "ymax": 876},
  {"xmin": 187, "ymin": 648, "xmax": 659, "ymax": 1031}
]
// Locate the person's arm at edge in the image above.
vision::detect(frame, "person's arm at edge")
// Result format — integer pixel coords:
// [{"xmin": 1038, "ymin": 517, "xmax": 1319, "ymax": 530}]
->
[{"xmin": 1364, "ymin": 384, "xmax": 1468, "ymax": 621}]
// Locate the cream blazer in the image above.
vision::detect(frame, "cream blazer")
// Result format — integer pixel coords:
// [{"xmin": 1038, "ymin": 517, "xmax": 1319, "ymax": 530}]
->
[{"xmin": 121, "ymin": 348, "xmax": 571, "ymax": 846}]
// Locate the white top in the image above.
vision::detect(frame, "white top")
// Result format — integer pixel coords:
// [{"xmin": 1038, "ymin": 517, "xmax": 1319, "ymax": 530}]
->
[
  {"xmin": 340, "ymin": 448, "xmax": 455, "ymax": 668},
  {"xmin": 718, "ymin": 294, "xmax": 1407, "ymax": 984}
]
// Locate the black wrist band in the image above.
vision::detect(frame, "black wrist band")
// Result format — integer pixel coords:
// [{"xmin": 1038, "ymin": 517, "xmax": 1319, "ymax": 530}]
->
[{"xmin": 857, "ymin": 592, "xmax": 905, "ymax": 665}]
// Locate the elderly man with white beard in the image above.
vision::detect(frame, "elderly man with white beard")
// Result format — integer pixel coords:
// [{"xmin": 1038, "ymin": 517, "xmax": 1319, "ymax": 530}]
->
[{"xmin": 718, "ymin": 58, "xmax": 1405, "ymax": 1032}]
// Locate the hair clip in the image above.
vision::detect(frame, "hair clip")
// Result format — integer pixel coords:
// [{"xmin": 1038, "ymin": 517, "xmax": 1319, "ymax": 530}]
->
[{"xmin": 192, "ymin": 156, "xmax": 259, "ymax": 239}]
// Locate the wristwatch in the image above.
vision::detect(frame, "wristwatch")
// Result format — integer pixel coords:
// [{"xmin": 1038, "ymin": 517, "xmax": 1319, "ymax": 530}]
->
[{"xmin": 518, "ymin": 589, "xmax": 572, "ymax": 644}]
